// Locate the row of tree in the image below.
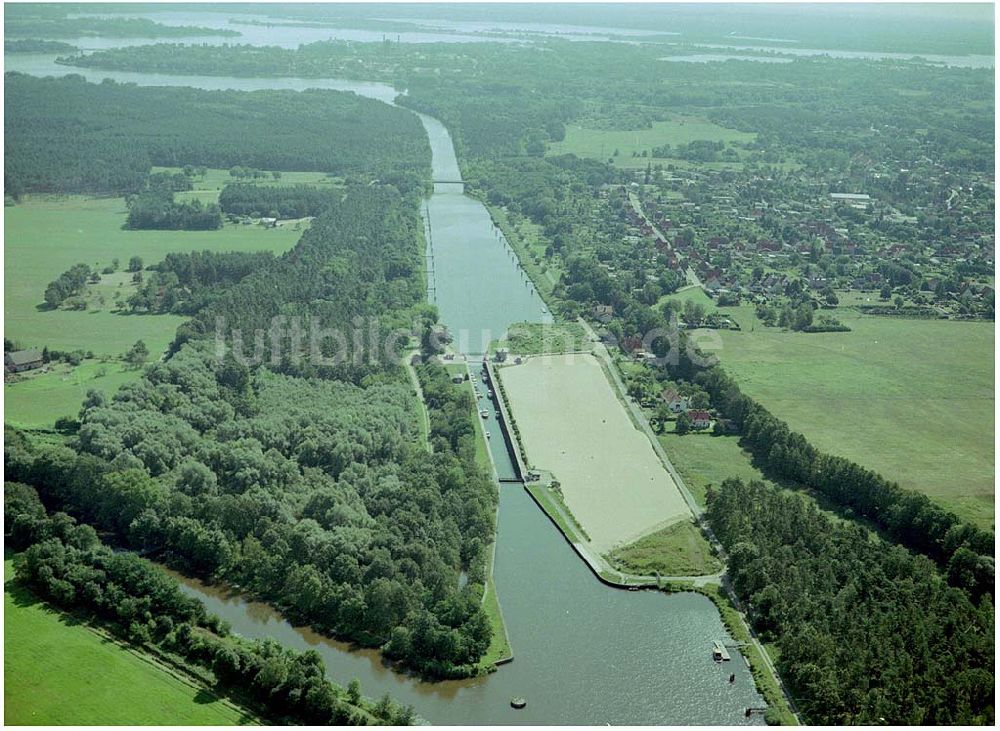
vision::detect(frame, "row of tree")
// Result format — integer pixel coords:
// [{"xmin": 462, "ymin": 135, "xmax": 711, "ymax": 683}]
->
[
  {"xmin": 695, "ymin": 365, "xmax": 994, "ymax": 596},
  {"xmin": 5, "ymin": 481, "xmax": 413, "ymax": 725}
]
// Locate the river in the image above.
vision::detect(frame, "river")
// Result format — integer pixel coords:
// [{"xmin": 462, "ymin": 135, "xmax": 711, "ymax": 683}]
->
[{"xmin": 5, "ymin": 51, "xmax": 764, "ymax": 725}]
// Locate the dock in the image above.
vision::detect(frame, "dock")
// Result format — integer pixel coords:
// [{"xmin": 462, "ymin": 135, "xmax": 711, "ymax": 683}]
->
[{"xmin": 713, "ymin": 641, "xmax": 731, "ymax": 662}]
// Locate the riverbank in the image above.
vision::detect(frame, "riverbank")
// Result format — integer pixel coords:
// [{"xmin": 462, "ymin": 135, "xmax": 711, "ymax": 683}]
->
[{"xmin": 4, "ymin": 559, "xmax": 259, "ymax": 725}]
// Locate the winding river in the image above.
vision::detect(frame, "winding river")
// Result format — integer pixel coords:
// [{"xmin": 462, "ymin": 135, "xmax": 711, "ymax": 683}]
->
[{"xmin": 5, "ymin": 51, "xmax": 764, "ymax": 725}]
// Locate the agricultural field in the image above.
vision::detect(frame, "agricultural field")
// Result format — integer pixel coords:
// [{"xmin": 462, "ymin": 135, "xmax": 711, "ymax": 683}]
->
[
  {"xmin": 5, "ymin": 360, "xmax": 138, "ymax": 429},
  {"xmin": 498, "ymin": 354, "xmax": 691, "ymax": 553},
  {"xmin": 4, "ymin": 559, "xmax": 254, "ymax": 726},
  {"xmin": 717, "ymin": 312, "xmax": 995, "ymax": 529},
  {"xmin": 4, "ymin": 194, "xmax": 303, "ymax": 428},
  {"xmin": 547, "ymin": 116, "xmax": 756, "ymax": 168}
]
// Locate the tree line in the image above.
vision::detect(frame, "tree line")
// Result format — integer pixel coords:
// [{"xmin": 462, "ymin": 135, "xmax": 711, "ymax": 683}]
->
[
  {"xmin": 707, "ymin": 478, "xmax": 994, "ymax": 725},
  {"xmin": 695, "ymin": 365, "xmax": 994, "ymax": 598},
  {"xmin": 5, "ymin": 481, "xmax": 414, "ymax": 725},
  {"xmin": 126, "ymin": 189, "xmax": 223, "ymax": 231}
]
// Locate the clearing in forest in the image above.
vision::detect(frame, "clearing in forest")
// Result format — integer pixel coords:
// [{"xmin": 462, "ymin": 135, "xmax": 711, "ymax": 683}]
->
[{"xmin": 498, "ymin": 354, "xmax": 691, "ymax": 553}]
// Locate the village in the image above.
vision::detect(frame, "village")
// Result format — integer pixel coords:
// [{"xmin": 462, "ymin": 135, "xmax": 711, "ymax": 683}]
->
[{"xmin": 599, "ymin": 157, "xmax": 995, "ymax": 324}]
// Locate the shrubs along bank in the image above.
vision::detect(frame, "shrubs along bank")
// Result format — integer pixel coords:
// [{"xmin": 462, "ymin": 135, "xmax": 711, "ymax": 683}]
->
[{"xmin": 5, "ymin": 482, "xmax": 414, "ymax": 725}]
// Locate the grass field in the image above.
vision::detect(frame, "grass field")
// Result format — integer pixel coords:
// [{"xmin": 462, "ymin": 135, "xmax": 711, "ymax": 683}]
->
[
  {"xmin": 5, "ymin": 360, "xmax": 140, "ymax": 429},
  {"xmin": 659, "ymin": 431, "xmax": 770, "ymax": 508},
  {"xmin": 608, "ymin": 519, "xmax": 722, "ymax": 576},
  {"xmin": 717, "ymin": 312, "xmax": 995, "ymax": 528},
  {"xmin": 4, "ymin": 559, "xmax": 254, "ymax": 725},
  {"xmin": 4, "ymin": 194, "xmax": 304, "ymax": 429},
  {"xmin": 158, "ymin": 167, "xmax": 340, "ymax": 206},
  {"xmin": 496, "ymin": 321, "xmax": 592, "ymax": 355},
  {"xmin": 498, "ymin": 354, "xmax": 691, "ymax": 553},
  {"xmin": 547, "ymin": 117, "xmax": 756, "ymax": 165}
]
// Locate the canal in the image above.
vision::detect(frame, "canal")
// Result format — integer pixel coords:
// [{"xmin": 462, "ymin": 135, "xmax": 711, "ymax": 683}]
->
[{"xmin": 6, "ymin": 50, "xmax": 764, "ymax": 725}]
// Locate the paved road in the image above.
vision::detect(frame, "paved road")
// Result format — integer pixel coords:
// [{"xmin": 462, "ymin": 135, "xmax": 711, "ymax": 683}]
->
[{"xmin": 627, "ymin": 192, "xmax": 700, "ymax": 288}]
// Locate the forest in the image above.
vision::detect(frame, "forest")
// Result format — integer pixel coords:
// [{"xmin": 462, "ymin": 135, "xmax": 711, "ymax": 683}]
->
[
  {"xmin": 5, "ymin": 38, "xmax": 78, "ymax": 53},
  {"xmin": 5, "ymin": 4, "xmax": 239, "ymax": 38},
  {"xmin": 4, "ymin": 73, "xmax": 430, "ymax": 196},
  {"xmin": 8, "ymin": 184, "xmax": 498, "ymax": 679},
  {"xmin": 5, "ymin": 481, "xmax": 414, "ymax": 725},
  {"xmin": 707, "ymin": 478, "xmax": 994, "ymax": 725},
  {"xmin": 128, "ymin": 250, "xmax": 276, "ymax": 315},
  {"xmin": 218, "ymin": 182, "xmax": 339, "ymax": 219}
]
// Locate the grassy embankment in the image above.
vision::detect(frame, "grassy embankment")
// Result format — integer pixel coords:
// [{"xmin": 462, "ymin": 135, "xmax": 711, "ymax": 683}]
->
[
  {"xmin": 491, "ymin": 321, "xmax": 591, "ymax": 355},
  {"xmin": 4, "ymin": 559, "xmax": 256, "ymax": 725},
  {"xmin": 4, "ymin": 182, "xmax": 309, "ymax": 429},
  {"xmin": 481, "ymin": 203, "xmax": 561, "ymax": 301},
  {"xmin": 608, "ymin": 519, "xmax": 722, "ymax": 576}
]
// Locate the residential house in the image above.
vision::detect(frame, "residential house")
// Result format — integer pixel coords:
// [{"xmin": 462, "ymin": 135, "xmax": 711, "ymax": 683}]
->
[
  {"xmin": 5, "ymin": 349, "xmax": 43, "ymax": 373},
  {"xmin": 687, "ymin": 409, "xmax": 712, "ymax": 430},
  {"xmin": 594, "ymin": 304, "xmax": 615, "ymax": 323},
  {"xmin": 660, "ymin": 388, "xmax": 688, "ymax": 413}
]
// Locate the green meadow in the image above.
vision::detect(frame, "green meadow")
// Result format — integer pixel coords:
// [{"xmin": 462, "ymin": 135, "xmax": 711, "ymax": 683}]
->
[
  {"xmin": 4, "ymin": 193, "xmax": 304, "ymax": 428},
  {"xmin": 160, "ymin": 166, "xmax": 340, "ymax": 206},
  {"xmin": 4, "ymin": 559, "xmax": 254, "ymax": 726},
  {"xmin": 717, "ymin": 311, "xmax": 995, "ymax": 529},
  {"xmin": 548, "ymin": 116, "xmax": 756, "ymax": 167}
]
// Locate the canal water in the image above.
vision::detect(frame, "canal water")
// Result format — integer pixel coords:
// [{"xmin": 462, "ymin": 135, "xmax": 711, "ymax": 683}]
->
[{"xmin": 5, "ymin": 51, "xmax": 764, "ymax": 725}]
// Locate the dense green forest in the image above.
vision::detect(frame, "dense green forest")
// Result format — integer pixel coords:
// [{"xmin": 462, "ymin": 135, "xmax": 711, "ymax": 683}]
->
[
  {"xmin": 707, "ymin": 478, "xmax": 994, "ymax": 725},
  {"xmin": 4, "ymin": 73, "xmax": 430, "ymax": 196},
  {"xmin": 8, "ymin": 184, "xmax": 498, "ymax": 678},
  {"xmin": 218, "ymin": 182, "xmax": 339, "ymax": 219},
  {"xmin": 5, "ymin": 481, "xmax": 414, "ymax": 725},
  {"xmin": 129, "ymin": 250, "xmax": 276, "ymax": 315}
]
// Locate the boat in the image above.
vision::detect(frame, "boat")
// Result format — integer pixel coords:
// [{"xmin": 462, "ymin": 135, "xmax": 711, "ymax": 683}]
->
[
  {"xmin": 510, "ymin": 697, "xmax": 527, "ymax": 709},
  {"xmin": 485, "ymin": 431, "xmax": 492, "ymax": 439},
  {"xmin": 712, "ymin": 641, "xmax": 731, "ymax": 662},
  {"xmin": 480, "ymin": 410, "xmax": 489, "ymax": 419}
]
